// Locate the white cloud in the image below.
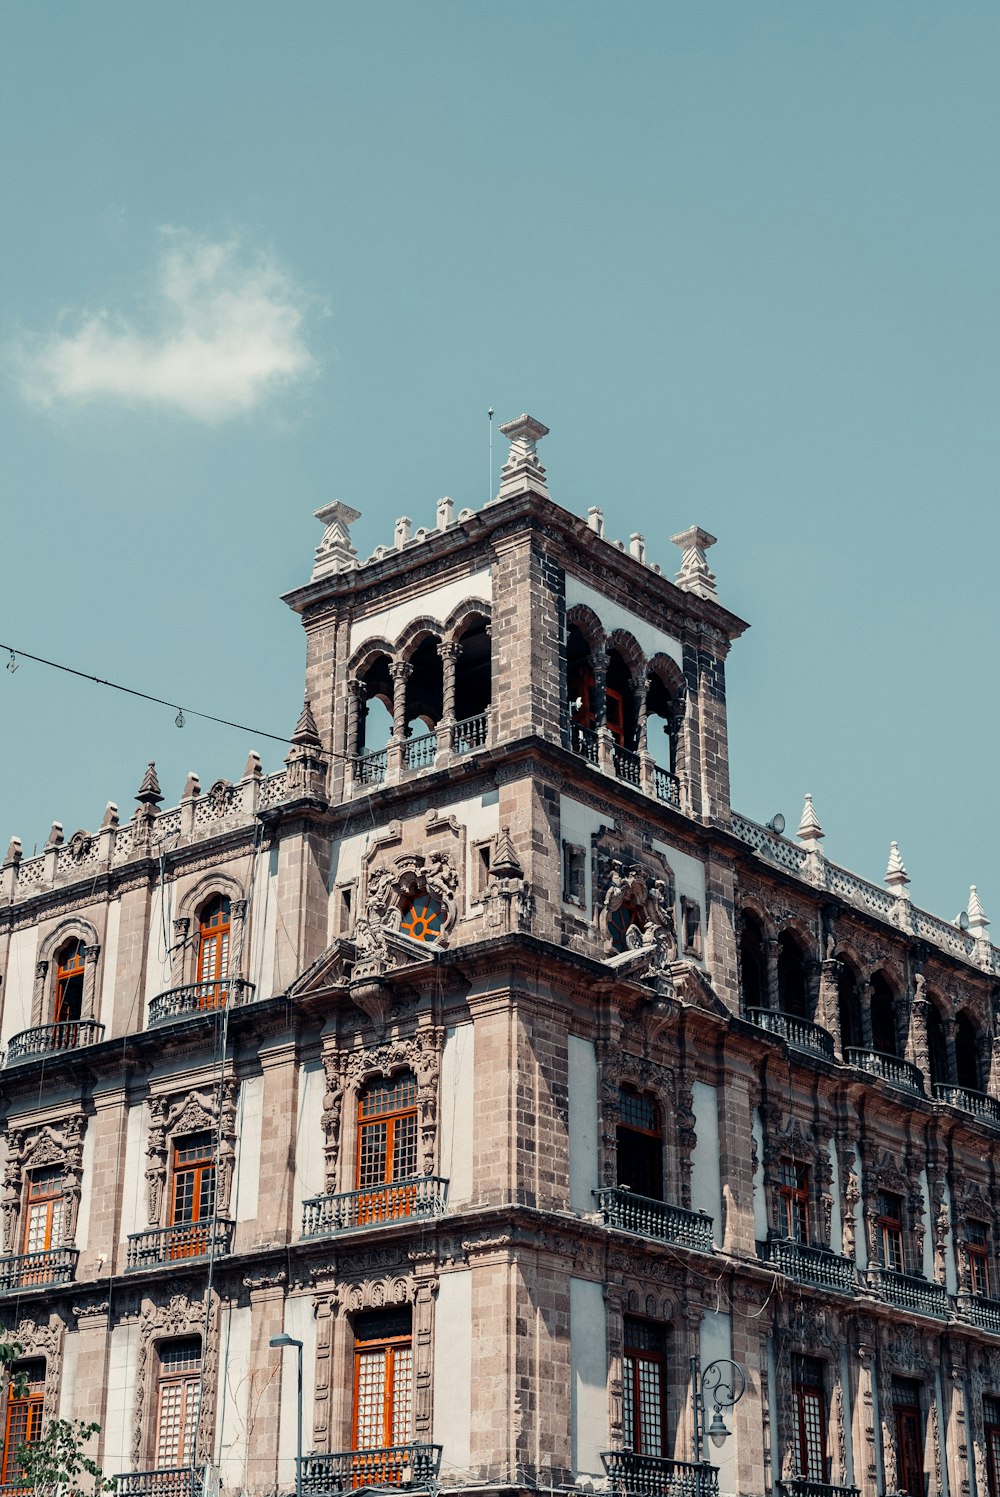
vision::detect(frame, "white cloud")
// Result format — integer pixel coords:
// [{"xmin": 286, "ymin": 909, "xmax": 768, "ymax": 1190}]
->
[{"xmin": 9, "ymin": 230, "xmax": 318, "ymax": 422}]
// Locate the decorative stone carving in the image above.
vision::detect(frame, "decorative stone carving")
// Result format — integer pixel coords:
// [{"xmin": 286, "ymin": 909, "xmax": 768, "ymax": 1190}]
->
[
  {"xmin": 9, "ymin": 1314, "xmax": 63, "ymax": 1412},
  {"xmin": 132, "ymin": 1292, "xmax": 220, "ymax": 1467},
  {"xmin": 2, "ymin": 1115, "xmax": 86, "ymax": 1253},
  {"xmin": 144, "ymin": 1083, "xmax": 239, "ymax": 1226},
  {"xmin": 357, "ymin": 850, "xmax": 460, "ymax": 971},
  {"xmin": 321, "ymin": 1031, "xmax": 444, "ymax": 1186}
]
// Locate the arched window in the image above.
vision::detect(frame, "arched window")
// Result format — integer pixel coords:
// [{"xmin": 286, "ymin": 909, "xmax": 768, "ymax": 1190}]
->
[
  {"xmin": 645, "ymin": 671, "xmax": 682, "ymax": 776},
  {"xmin": 453, "ymin": 619, "xmax": 491, "ymax": 720},
  {"xmin": 356, "ymin": 1073, "xmax": 419, "ymax": 1220},
  {"xmin": 616, "ymin": 1087, "xmax": 663, "ymax": 1201},
  {"xmin": 955, "ymin": 1012, "xmax": 981, "ymax": 1092},
  {"xmin": 567, "ymin": 626, "xmax": 596, "ymax": 733},
  {"xmin": 399, "ymin": 891, "xmax": 446, "ymax": 943},
  {"xmin": 605, "ymin": 649, "xmax": 637, "ymax": 750},
  {"xmin": 926, "ymin": 1001, "xmax": 949, "ymax": 1087},
  {"xmin": 356, "ymin": 655, "xmax": 393, "ymax": 756},
  {"xmin": 739, "ymin": 913, "xmax": 767, "ymax": 1011},
  {"xmin": 870, "ymin": 974, "xmax": 898, "ymax": 1057},
  {"xmin": 776, "ymin": 932, "xmax": 808, "ymax": 1019},
  {"xmin": 197, "ymin": 896, "xmax": 231, "ymax": 1007},
  {"xmin": 53, "ymin": 939, "xmax": 86, "ymax": 1025},
  {"xmin": 838, "ymin": 962, "xmax": 863, "ymax": 1050},
  {"xmin": 403, "ymin": 638, "xmax": 443, "ymax": 743}
]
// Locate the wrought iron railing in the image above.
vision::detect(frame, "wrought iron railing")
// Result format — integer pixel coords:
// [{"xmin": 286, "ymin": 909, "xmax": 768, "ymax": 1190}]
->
[
  {"xmin": 353, "ymin": 749, "xmax": 387, "ymax": 787},
  {"xmin": 6, "ymin": 1020, "xmax": 104, "ymax": 1064},
  {"xmin": 148, "ymin": 979, "xmax": 255, "ymax": 1026},
  {"xmin": 746, "ymin": 1008, "xmax": 835, "ymax": 1061},
  {"xmin": 301, "ymin": 1177, "xmax": 448, "ymax": 1238},
  {"xmin": 933, "ymin": 1083, "xmax": 1000, "ymax": 1127},
  {"xmin": 402, "ymin": 732, "xmax": 437, "ymax": 771},
  {"xmin": 868, "ymin": 1266, "xmax": 948, "ymax": 1317},
  {"xmin": 613, "ymin": 745, "xmax": 642, "ymax": 787},
  {"xmin": 126, "ymin": 1218, "xmax": 234, "ymax": 1270},
  {"xmin": 570, "ymin": 722, "xmax": 600, "ymax": 764},
  {"xmin": 299, "ymin": 1445, "xmax": 442, "ymax": 1493},
  {"xmin": 0, "ymin": 1247, "xmax": 77, "ymax": 1293},
  {"xmin": 957, "ymin": 1292, "xmax": 1000, "ymax": 1333},
  {"xmin": 114, "ymin": 1469, "xmax": 205, "ymax": 1497},
  {"xmin": 594, "ymin": 1188, "xmax": 713, "ymax": 1252},
  {"xmin": 653, "ymin": 765, "xmax": 680, "ymax": 807},
  {"xmin": 844, "ymin": 1049, "xmax": 925, "ymax": 1096},
  {"xmin": 761, "ymin": 1238, "xmax": 856, "ymax": 1292},
  {"xmin": 451, "ymin": 713, "xmax": 488, "ymax": 754},
  {"xmin": 601, "ymin": 1452, "xmax": 719, "ymax": 1497},
  {"xmin": 781, "ymin": 1482, "xmax": 860, "ymax": 1497}
]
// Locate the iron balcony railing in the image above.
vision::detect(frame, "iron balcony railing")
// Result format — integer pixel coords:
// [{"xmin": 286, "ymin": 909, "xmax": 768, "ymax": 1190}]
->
[
  {"xmin": 301, "ymin": 1177, "xmax": 449, "ymax": 1238},
  {"xmin": 761, "ymin": 1238, "xmax": 856, "ymax": 1292},
  {"xmin": 594, "ymin": 1188, "xmax": 714, "ymax": 1253},
  {"xmin": 653, "ymin": 765, "xmax": 680, "ymax": 807},
  {"xmin": 570, "ymin": 722, "xmax": 600, "ymax": 764},
  {"xmin": 126, "ymin": 1218, "xmax": 234, "ymax": 1270},
  {"xmin": 0, "ymin": 1247, "xmax": 77, "ymax": 1293},
  {"xmin": 613, "ymin": 744, "xmax": 642, "ymax": 787},
  {"xmin": 844, "ymin": 1048, "xmax": 925, "ymax": 1097},
  {"xmin": 451, "ymin": 713, "xmax": 488, "ymax": 754},
  {"xmin": 148, "ymin": 979, "xmax": 255, "ymax": 1026},
  {"xmin": 957, "ymin": 1292, "xmax": 1000, "ymax": 1333},
  {"xmin": 5, "ymin": 1020, "xmax": 104, "ymax": 1064},
  {"xmin": 299, "ymin": 1445, "xmax": 442, "ymax": 1494},
  {"xmin": 115, "ymin": 1469, "xmax": 205, "ymax": 1497},
  {"xmin": 601, "ymin": 1452, "xmax": 719, "ymax": 1497},
  {"xmin": 780, "ymin": 1482, "xmax": 860, "ymax": 1497},
  {"xmin": 746, "ymin": 1008, "xmax": 836, "ymax": 1062},
  {"xmin": 868, "ymin": 1266, "xmax": 949, "ymax": 1317},
  {"xmin": 933, "ymin": 1083, "xmax": 1000, "ymax": 1127},
  {"xmin": 402, "ymin": 732, "xmax": 437, "ymax": 771},
  {"xmin": 353, "ymin": 749, "xmax": 387, "ymax": 787}
]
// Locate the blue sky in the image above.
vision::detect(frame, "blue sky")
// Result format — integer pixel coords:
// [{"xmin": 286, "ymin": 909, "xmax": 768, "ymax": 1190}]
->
[{"xmin": 1, "ymin": 2, "xmax": 997, "ymax": 926}]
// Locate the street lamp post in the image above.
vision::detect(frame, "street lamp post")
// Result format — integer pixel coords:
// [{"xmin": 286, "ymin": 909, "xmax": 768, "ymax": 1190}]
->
[
  {"xmin": 270, "ymin": 1333, "xmax": 304, "ymax": 1497},
  {"xmin": 691, "ymin": 1357, "xmax": 747, "ymax": 1462}
]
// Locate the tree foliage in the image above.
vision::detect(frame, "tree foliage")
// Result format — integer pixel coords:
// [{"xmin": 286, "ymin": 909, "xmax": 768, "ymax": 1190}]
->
[{"xmin": 0, "ymin": 1332, "xmax": 112, "ymax": 1497}]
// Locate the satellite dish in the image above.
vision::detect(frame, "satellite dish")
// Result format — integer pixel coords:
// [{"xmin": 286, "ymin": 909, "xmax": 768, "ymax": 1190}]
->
[
  {"xmin": 958, "ymin": 911, "xmax": 970, "ymax": 931},
  {"xmin": 766, "ymin": 813, "xmax": 786, "ymax": 836}
]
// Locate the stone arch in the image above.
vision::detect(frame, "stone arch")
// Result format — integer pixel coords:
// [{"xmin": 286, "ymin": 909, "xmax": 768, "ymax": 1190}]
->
[
  {"xmin": 605, "ymin": 627, "xmax": 645, "ymax": 678},
  {"xmin": 442, "ymin": 597, "xmax": 492, "ymax": 642},
  {"xmin": 347, "ymin": 638, "xmax": 396, "ymax": 679},
  {"xmin": 565, "ymin": 603, "xmax": 605, "ymax": 650},
  {"xmin": 172, "ymin": 870, "xmax": 247, "ymax": 988},
  {"xmin": 869, "ymin": 967, "xmax": 903, "ymax": 1057},
  {"xmin": 395, "ymin": 617, "xmax": 444, "ymax": 662},
  {"xmin": 738, "ymin": 905, "xmax": 769, "ymax": 1012},
  {"xmin": 34, "ymin": 916, "xmax": 101, "ymax": 1026},
  {"xmin": 955, "ymin": 1007, "xmax": 983, "ymax": 1091}
]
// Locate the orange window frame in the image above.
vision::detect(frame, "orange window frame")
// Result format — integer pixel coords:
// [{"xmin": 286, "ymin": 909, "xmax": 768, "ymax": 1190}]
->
[
  {"xmin": 568, "ymin": 661, "xmax": 596, "ymax": 731},
  {"xmin": 154, "ymin": 1339, "xmax": 202, "ymax": 1469},
  {"xmin": 877, "ymin": 1192, "xmax": 904, "ymax": 1272},
  {"xmin": 196, "ymin": 898, "xmax": 231, "ymax": 1007},
  {"xmin": 356, "ymin": 1076, "xmax": 419, "ymax": 1223},
  {"xmin": 352, "ymin": 1325, "xmax": 412, "ymax": 1455},
  {"xmin": 778, "ymin": 1158, "xmax": 811, "ymax": 1244},
  {"xmin": 168, "ymin": 1134, "xmax": 216, "ymax": 1259},
  {"xmin": 969, "ymin": 1221, "xmax": 992, "ymax": 1297},
  {"xmin": 604, "ymin": 687, "xmax": 626, "ymax": 746},
  {"xmin": 53, "ymin": 942, "xmax": 85, "ymax": 1025},
  {"xmin": 22, "ymin": 1170, "xmax": 64, "ymax": 1256},
  {"xmin": 2, "ymin": 1363, "xmax": 44, "ymax": 1487}
]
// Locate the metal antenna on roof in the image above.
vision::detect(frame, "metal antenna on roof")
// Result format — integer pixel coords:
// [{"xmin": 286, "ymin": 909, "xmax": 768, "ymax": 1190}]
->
[{"xmin": 488, "ymin": 407, "xmax": 494, "ymax": 504}]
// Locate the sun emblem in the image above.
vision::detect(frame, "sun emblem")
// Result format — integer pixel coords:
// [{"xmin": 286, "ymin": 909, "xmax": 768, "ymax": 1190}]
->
[{"xmin": 400, "ymin": 894, "xmax": 445, "ymax": 943}]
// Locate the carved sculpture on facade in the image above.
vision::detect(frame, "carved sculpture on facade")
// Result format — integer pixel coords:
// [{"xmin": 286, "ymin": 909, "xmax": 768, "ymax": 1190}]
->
[
  {"xmin": 355, "ymin": 850, "xmax": 460, "ymax": 974},
  {"xmin": 2, "ymin": 1116, "xmax": 86, "ymax": 1255},
  {"xmin": 596, "ymin": 855, "xmax": 677, "ymax": 960},
  {"xmin": 132, "ymin": 1291, "xmax": 220, "ymax": 1467}
]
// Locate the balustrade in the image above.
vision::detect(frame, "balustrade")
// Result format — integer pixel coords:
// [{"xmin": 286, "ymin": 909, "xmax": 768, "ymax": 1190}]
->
[
  {"xmin": 844, "ymin": 1049, "xmax": 925, "ymax": 1096},
  {"xmin": 761, "ymin": 1238, "xmax": 856, "ymax": 1292},
  {"xmin": 601, "ymin": 1453, "xmax": 719, "ymax": 1497},
  {"xmin": 299, "ymin": 1445, "xmax": 442, "ymax": 1494},
  {"xmin": 148, "ymin": 979, "xmax": 255, "ymax": 1026},
  {"xmin": 746, "ymin": 1008, "xmax": 835, "ymax": 1061},
  {"xmin": 6, "ymin": 1020, "xmax": 104, "ymax": 1064},
  {"xmin": 594, "ymin": 1188, "xmax": 713, "ymax": 1252},
  {"xmin": 302, "ymin": 1177, "xmax": 448, "ymax": 1238}
]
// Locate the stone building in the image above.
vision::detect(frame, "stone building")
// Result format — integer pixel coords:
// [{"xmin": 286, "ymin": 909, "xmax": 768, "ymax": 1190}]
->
[{"xmin": 1, "ymin": 413, "xmax": 999, "ymax": 1497}]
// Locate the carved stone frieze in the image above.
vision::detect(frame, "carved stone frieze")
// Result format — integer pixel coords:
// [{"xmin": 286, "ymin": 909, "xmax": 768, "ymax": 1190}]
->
[
  {"xmin": 144, "ymin": 1082, "xmax": 238, "ymax": 1226},
  {"xmin": 132, "ymin": 1291, "xmax": 220, "ymax": 1467},
  {"xmin": 2, "ymin": 1114, "xmax": 86, "ymax": 1254}
]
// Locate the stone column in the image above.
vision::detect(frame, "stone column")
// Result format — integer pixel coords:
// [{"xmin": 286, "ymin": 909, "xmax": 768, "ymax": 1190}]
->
[
  {"xmin": 31, "ymin": 959, "xmax": 48, "ymax": 1027},
  {"xmin": 345, "ymin": 677, "xmax": 366, "ymax": 762},
  {"xmin": 592, "ymin": 644, "xmax": 613, "ymax": 771},
  {"xmin": 819, "ymin": 959, "xmax": 843, "ymax": 1052},
  {"xmin": 437, "ymin": 640, "xmax": 460, "ymax": 766},
  {"xmin": 386, "ymin": 661, "xmax": 412, "ymax": 782},
  {"xmin": 910, "ymin": 990, "xmax": 932, "ymax": 1089},
  {"xmin": 82, "ymin": 944, "xmax": 101, "ymax": 1022},
  {"xmin": 230, "ymin": 898, "xmax": 248, "ymax": 977},
  {"xmin": 170, "ymin": 919, "xmax": 190, "ymax": 988},
  {"xmin": 765, "ymin": 939, "xmax": 780, "ymax": 1012},
  {"xmin": 944, "ymin": 1015, "xmax": 959, "ymax": 1087},
  {"xmin": 859, "ymin": 980, "xmax": 874, "ymax": 1052},
  {"xmin": 637, "ymin": 674, "xmax": 655, "ymax": 793},
  {"xmin": 852, "ymin": 1324, "xmax": 881, "ymax": 1497}
]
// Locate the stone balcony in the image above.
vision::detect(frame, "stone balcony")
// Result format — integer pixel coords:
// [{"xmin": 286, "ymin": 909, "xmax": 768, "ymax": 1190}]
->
[
  {"xmin": 957, "ymin": 1292, "xmax": 1000, "ymax": 1333},
  {"xmin": 594, "ymin": 1188, "xmax": 714, "ymax": 1252},
  {"xmin": 760, "ymin": 1237, "xmax": 856, "ymax": 1292},
  {"xmin": 114, "ymin": 1470, "xmax": 204, "ymax": 1497},
  {"xmin": 569, "ymin": 723, "xmax": 680, "ymax": 807},
  {"xmin": 126, "ymin": 1218, "xmax": 234, "ymax": 1270},
  {"xmin": 933, "ymin": 1083, "xmax": 1000, "ymax": 1128},
  {"xmin": 301, "ymin": 1177, "xmax": 449, "ymax": 1238},
  {"xmin": 147, "ymin": 978, "xmax": 256, "ymax": 1026},
  {"xmin": 868, "ymin": 1265, "xmax": 949, "ymax": 1318},
  {"xmin": 779, "ymin": 1482, "xmax": 860, "ymax": 1497},
  {"xmin": 5, "ymin": 1019, "xmax": 104, "ymax": 1065},
  {"xmin": 601, "ymin": 1452, "xmax": 719, "ymax": 1497},
  {"xmin": 299, "ymin": 1445, "xmax": 442, "ymax": 1494},
  {"xmin": 746, "ymin": 1008, "xmax": 835, "ymax": 1061},
  {"xmin": 0, "ymin": 1247, "xmax": 77, "ymax": 1294},
  {"xmin": 844, "ymin": 1049, "xmax": 925, "ymax": 1097}
]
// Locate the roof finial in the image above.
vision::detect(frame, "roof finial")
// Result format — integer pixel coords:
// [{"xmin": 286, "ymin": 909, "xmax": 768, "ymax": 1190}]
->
[
  {"xmin": 311, "ymin": 501, "xmax": 361, "ymax": 581},
  {"xmin": 291, "ymin": 698, "xmax": 322, "ymax": 748},
  {"xmin": 885, "ymin": 841, "xmax": 910, "ymax": 894},
  {"xmin": 968, "ymin": 885, "xmax": 989, "ymax": 934},
  {"xmin": 670, "ymin": 526, "xmax": 718, "ymax": 599},
  {"xmin": 797, "ymin": 793, "xmax": 824, "ymax": 845},
  {"xmin": 135, "ymin": 761, "xmax": 164, "ymax": 806},
  {"xmin": 496, "ymin": 415, "xmax": 550, "ymax": 501},
  {"xmin": 490, "ymin": 827, "xmax": 524, "ymax": 882}
]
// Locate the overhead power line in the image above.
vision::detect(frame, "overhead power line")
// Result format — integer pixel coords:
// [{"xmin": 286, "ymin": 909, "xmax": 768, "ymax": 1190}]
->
[{"xmin": 1, "ymin": 642, "xmax": 294, "ymax": 745}]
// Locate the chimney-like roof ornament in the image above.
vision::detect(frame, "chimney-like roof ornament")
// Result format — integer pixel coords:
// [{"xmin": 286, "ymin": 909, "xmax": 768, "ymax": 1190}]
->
[
  {"xmin": 885, "ymin": 840, "xmax": 910, "ymax": 892},
  {"xmin": 135, "ymin": 761, "xmax": 164, "ymax": 806},
  {"xmin": 968, "ymin": 885, "xmax": 990, "ymax": 933},
  {"xmin": 490, "ymin": 826, "xmax": 523, "ymax": 881},
  {"xmin": 496, "ymin": 414, "xmax": 550, "ymax": 501},
  {"xmin": 311, "ymin": 501, "xmax": 361, "ymax": 581},
  {"xmin": 670, "ymin": 526, "xmax": 718, "ymax": 599},
  {"xmin": 797, "ymin": 793, "xmax": 824, "ymax": 845},
  {"xmin": 291, "ymin": 698, "xmax": 322, "ymax": 748}
]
